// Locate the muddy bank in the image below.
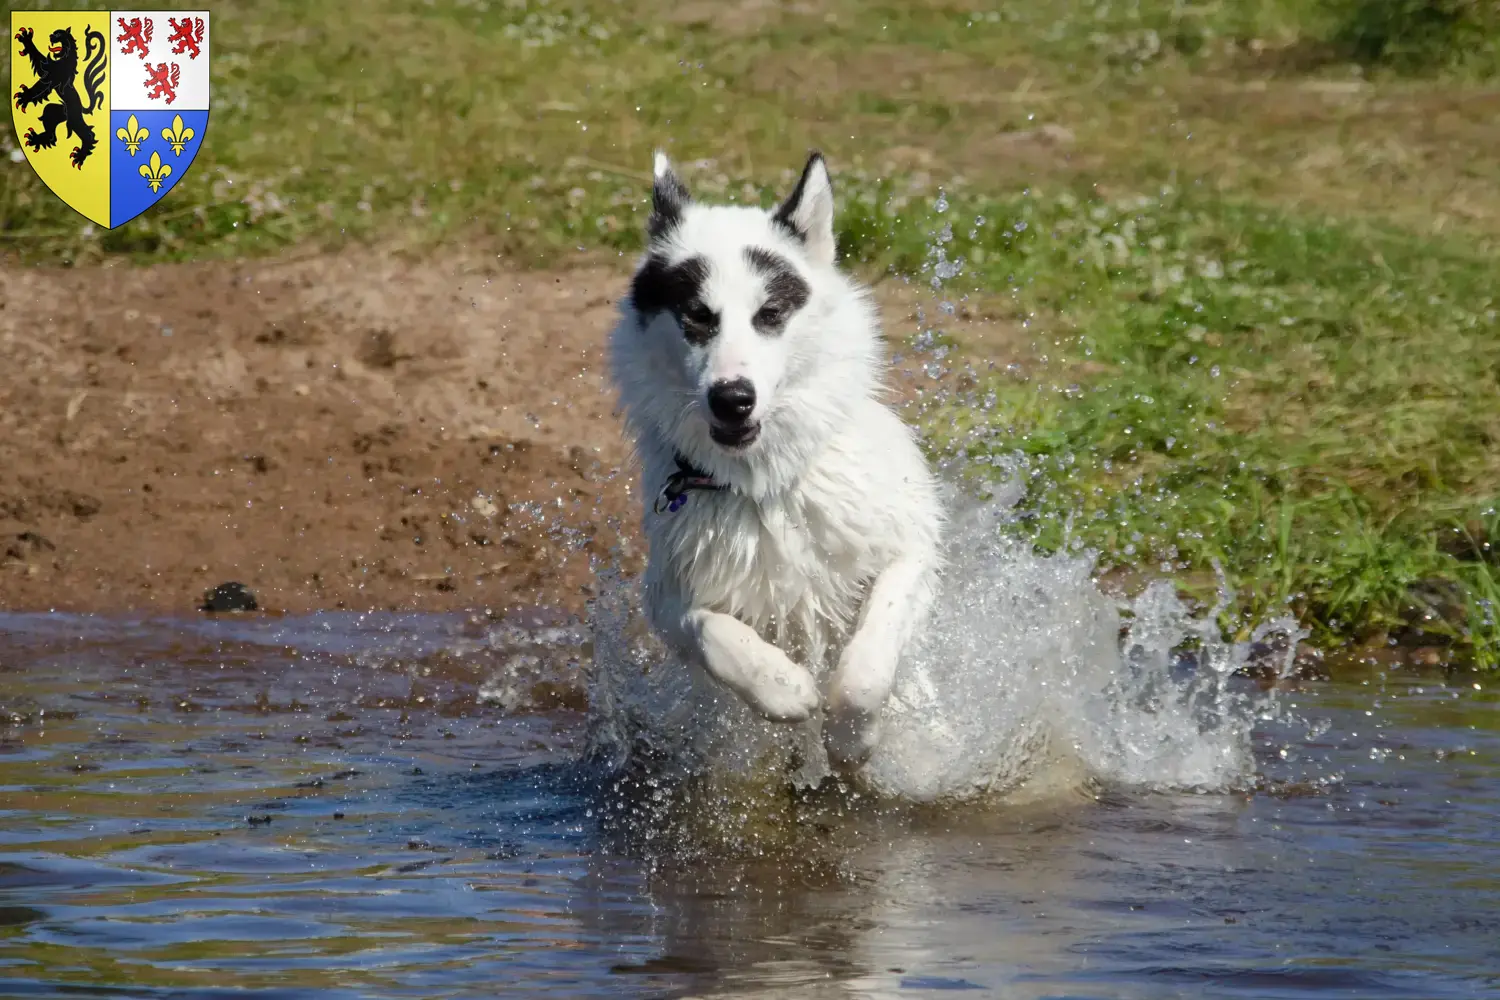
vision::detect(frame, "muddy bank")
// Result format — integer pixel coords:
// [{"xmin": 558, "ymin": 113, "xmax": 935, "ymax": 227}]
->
[{"xmin": 0, "ymin": 250, "xmax": 642, "ymax": 615}]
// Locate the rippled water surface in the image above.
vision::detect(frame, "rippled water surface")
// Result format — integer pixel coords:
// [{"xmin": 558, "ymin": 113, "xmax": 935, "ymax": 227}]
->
[{"xmin": 1, "ymin": 610, "xmax": 1498, "ymax": 998}]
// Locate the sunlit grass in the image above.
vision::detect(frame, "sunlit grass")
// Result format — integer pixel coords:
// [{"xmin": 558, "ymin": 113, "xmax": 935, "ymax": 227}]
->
[{"xmin": 887, "ymin": 185, "xmax": 1500, "ymax": 666}]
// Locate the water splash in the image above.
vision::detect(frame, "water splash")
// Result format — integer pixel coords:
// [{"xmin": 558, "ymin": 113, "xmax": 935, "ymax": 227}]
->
[
  {"xmin": 583, "ymin": 480, "xmax": 1302, "ymax": 804},
  {"xmin": 865, "ymin": 488, "xmax": 1302, "ymax": 800}
]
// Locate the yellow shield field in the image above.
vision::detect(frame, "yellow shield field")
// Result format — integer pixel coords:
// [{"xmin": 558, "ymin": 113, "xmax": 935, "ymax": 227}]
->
[{"xmin": 10, "ymin": 10, "xmax": 112, "ymax": 228}]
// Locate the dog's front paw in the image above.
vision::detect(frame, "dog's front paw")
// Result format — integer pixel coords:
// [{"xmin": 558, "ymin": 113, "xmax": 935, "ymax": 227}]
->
[
  {"xmin": 699, "ymin": 617, "xmax": 820, "ymax": 723},
  {"xmin": 823, "ymin": 698, "xmax": 882, "ymax": 770},
  {"xmin": 729, "ymin": 641, "xmax": 819, "ymax": 723},
  {"xmin": 745, "ymin": 659, "xmax": 821, "ymax": 723},
  {"xmin": 822, "ymin": 659, "xmax": 895, "ymax": 769}
]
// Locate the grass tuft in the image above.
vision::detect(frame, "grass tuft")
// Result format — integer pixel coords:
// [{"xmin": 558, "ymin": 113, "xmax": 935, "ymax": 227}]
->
[{"xmin": 1326, "ymin": 0, "xmax": 1500, "ymax": 74}]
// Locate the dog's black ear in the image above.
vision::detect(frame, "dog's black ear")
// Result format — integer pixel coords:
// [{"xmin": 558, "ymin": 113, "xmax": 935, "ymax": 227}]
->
[
  {"xmin": 649, "ymin": 150, "xmax": 690, "ymax": 243},
  {"xmin": 773, "ymin": 151, "xmax": 835, "ymax": 266}
]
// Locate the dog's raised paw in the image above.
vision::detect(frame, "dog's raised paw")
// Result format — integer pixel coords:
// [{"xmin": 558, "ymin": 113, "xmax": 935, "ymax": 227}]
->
[
  {"xmin": 697, "ymin": 615, "xmax": 821, "ymax": 723},
  {"xmin": 742, "ymin": 661, "xmax": 821, "ymax": 723},
  {"xmin": 823, "ymin": 704, "xmax": 882, "ymax": 770}
]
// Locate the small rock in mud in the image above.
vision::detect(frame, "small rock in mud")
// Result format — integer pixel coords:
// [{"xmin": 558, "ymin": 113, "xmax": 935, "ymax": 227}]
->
[{"xmin": 201, "ymin": 581, "xmax": 258, "ymax": 613}]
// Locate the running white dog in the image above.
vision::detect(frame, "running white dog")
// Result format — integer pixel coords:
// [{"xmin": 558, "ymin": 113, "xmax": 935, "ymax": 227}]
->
[{"xmin": 608, "ymin": 150, "xmax": 944, "ymax": 769}]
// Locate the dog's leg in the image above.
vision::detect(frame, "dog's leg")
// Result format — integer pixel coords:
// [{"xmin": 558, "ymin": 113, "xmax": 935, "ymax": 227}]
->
[
  {"xmin": 688, "ymin": 609, "xmax": 822, "ymax": 722},
  {"xmin": 824, "ymin": 556, "xmax": 935, "ymax": 768},
  {"xmin": 646, "ymin": 578, "xmax": 820, "ymax": 723}
]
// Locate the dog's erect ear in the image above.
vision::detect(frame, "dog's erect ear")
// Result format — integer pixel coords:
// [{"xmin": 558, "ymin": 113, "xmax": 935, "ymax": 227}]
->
[
  {"xmin": 773, "ymin": 151, "xmax": 835, "ymax": 266},
  {"xmin": 649, "ymin": 150, "xmax": 690, "ymax": 242}
]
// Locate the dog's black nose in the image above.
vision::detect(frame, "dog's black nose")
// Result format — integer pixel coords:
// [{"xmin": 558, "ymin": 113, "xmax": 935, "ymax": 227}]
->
[{"xmin": 707, "ymin": 378, "xmax": 756, "ymax": 424}]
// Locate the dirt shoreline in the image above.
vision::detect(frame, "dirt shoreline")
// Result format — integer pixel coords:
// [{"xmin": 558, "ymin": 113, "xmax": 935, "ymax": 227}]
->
[
  {"xmin": 0, "ymin": 250, "xmax": 641, "ymax": 617},
  {"xmin": 0, "ymin": 249, "xmax": 1011, "ymax": 618}
]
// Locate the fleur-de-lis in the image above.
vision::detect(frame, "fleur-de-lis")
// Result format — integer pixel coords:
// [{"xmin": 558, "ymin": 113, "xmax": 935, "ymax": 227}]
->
[
  {"xmin": 139, "ymin": 150, "xmax": 172, "ymax": 192},
  {"xmin": 162, "ymin": 113, "xmax": 194, "ymax": 155},
  {"xmin": 115, "ymin": 114, "xmax": 149, "ymax": 156}
]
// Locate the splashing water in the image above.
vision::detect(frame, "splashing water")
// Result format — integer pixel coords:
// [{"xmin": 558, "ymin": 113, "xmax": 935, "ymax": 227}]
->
[
  {"xmin": 584, "ymin": 191, "xmax": 1303, "ymax": 804},
  {"xmin": 864, "ymin": 484, "xmax": 1303, "ymax": 800},
  {"xmin": 584, "ymin": 477, "xmax": 1302, "ymax": 804}
]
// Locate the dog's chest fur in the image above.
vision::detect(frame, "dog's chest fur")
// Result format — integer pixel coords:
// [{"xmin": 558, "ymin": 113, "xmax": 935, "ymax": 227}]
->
[{"xmin": 653, "ymin": 468, "xmax": 886, "ymax": 670}]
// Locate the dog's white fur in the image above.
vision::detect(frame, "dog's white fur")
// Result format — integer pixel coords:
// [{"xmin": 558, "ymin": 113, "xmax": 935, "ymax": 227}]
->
[{"xmin": 608, "ymin": 150, "xmax": 943, "ymax": 768}]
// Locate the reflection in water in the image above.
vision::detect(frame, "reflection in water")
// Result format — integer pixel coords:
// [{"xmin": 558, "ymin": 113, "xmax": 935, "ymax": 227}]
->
[{"xmin": 1, "ymin": 612, "xmax": 1498, "ymax": 998}]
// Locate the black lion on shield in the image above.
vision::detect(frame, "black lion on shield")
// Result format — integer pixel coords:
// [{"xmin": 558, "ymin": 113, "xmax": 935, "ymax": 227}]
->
[{"xmin": 13, "ymin": 25, "xmax": 108, "ymax": 169}]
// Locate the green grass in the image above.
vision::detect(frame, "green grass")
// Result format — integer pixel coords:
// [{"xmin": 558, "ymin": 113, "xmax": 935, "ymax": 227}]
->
[
  {"xmin": 859, "ymin": 186, "xmax": 1500, "ymax": 666},
  {"xmin": 1021, "ymin": 0, "xmax": 1500, "ymax": 76},
  {"xmin": 2, "ymin": 0, "xmax": 1498, "ymax": 664},
  {"xmin": 1325, "ymin": 0, "xmax": 1500, "ymax": 74}
]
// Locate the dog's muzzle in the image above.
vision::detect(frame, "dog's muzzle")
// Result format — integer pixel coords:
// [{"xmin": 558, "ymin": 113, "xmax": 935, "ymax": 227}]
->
[{"xmin": 707, "ymin": 378, "xmax": 760, "ymax": 449}]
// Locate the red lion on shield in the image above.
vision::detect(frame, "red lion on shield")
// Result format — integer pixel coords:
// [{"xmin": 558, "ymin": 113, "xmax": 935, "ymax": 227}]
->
[
  {"xmin": 166, "ymin": 17, "xmax": 204, "ymax": 60},
  {"xmin": 143, "ymin": 62, "xmax": 181, "ymax": 104},
  {"xmin": 116, "ymin": 17, "xmax": 152, "ymax": 60}
]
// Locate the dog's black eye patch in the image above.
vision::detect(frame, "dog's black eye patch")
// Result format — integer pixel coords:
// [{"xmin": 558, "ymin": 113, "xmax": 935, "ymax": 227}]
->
[
  {"xmin": 630, "ymin": 253, "xmax": 718, "ymax": 345},
  {"xmin": 745, "ymin": 247, "xmax": 810, "ymax": 335},
  {"xmin": 631, "ymin": 253, "xmax": 709, "ymax": 318},
  {"xmin": 678, "ymin": 302, "xmax": 719, "ymax": 346}
]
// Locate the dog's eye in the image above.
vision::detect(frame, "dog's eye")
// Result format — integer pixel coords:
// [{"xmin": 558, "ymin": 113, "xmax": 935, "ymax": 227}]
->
[
  {"xmin": 677, "ymin": 304, "xmax": 718, "ymax": 342},
  {"xmin": 754, "ymin": 305, "xmax": 784, "ymax": 328}
]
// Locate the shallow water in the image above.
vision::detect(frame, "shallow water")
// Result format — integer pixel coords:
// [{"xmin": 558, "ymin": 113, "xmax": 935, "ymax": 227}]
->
[{"xmin": 2, "ymin": 609, "xmax": 1498, "ymax": 999}]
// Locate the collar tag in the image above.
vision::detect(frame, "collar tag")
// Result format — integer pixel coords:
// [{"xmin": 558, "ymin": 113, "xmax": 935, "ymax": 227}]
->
[{"xmin": 654, "ymin": 455, "xmax": 729, "ymax": 514}]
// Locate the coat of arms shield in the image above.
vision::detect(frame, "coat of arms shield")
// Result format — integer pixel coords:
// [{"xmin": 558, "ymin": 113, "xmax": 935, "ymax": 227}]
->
[{"xmin": 10, "ymin": 10, "xmax": 210, "ymax": 229}]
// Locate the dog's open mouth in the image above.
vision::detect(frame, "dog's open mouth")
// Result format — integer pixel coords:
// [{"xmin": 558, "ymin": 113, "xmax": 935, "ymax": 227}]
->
[{"xmin": 710, "ymin": 422, "xmax": 760, "ymax": 449}]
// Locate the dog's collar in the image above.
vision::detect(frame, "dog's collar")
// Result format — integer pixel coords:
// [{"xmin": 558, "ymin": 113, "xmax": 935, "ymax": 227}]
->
[{"xmin": 654, "ymin": 453, "xmax": 729, "ymax": 514}]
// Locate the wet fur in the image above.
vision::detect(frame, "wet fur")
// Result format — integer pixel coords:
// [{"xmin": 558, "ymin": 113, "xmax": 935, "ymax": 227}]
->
[{"xmin": 608, "ymin": 150, "xmax": 944, "ymax": 769}]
